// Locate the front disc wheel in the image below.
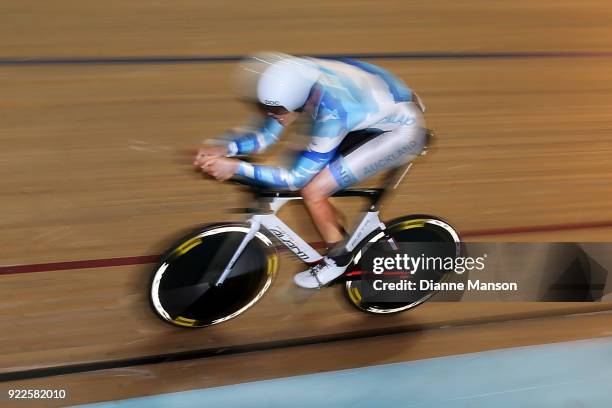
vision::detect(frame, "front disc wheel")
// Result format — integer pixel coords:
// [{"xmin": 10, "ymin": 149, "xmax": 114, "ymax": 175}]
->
[{"xmin": 149, "ymin": 224, "xmax": 278, "ymax": 328}]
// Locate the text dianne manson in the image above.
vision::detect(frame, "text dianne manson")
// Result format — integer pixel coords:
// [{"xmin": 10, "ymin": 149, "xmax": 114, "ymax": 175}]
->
[{"xmin": 373, "ymin": 280, "xmax": 518, "ymax": 291}]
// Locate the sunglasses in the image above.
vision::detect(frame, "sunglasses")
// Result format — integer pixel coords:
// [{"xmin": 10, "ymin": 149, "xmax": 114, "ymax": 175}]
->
[{"xmin": 257, "ymin": 103, "xmax": 290, "ymax": 116}]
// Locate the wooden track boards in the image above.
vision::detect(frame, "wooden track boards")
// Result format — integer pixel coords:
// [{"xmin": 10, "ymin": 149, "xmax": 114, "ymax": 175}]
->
[{"xmin": 1, "ymin": 1, "xmax": 612, "ymax": 405}]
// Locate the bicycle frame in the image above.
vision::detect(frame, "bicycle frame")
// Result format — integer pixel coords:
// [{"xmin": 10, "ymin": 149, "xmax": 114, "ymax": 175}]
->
[{"xmin": 215, "ymin": 196, "xmax": 386, "ymax": 285}]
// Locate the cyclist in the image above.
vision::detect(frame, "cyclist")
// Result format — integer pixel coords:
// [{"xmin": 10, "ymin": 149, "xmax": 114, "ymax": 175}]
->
[{"xmin": 195, "ymin": 52, "xmax": 427, "ymax": 289}]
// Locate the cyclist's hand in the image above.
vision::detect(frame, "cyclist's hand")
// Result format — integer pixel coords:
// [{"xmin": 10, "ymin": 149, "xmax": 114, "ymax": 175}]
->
[
  {"xmin": 193, "ymin": 146, "xmax": 228, "ymax": 167},
  {"xmin": 200, "ymin": 157, "xmax": 240, "ymax": 181}
]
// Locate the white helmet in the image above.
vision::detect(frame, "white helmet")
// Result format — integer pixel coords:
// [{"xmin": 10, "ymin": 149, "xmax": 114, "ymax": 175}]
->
[{"xmin": 236, "ymin": 52, "xmax": 320, "ymax": 112}]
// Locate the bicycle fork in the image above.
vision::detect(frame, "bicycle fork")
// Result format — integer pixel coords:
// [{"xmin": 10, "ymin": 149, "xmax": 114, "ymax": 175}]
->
[{"xmin": 215, "ymin": 216, "xmax": 263, "ymax": 286}]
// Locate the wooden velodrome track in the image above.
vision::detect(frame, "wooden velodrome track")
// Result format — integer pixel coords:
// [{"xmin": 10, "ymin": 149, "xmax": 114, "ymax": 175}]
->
[{"xmin": 2, "ymin": 1, "xmax": 612, "ymax": 406}]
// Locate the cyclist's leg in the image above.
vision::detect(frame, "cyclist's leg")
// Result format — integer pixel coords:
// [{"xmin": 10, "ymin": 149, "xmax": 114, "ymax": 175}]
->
[
  {"xmin": 301, "ymin": 169, "xmax": 345, "ymax": 245},
  {"xmin": 327, "ymin": 126, "xmax": 426, "ymax": 191},
  {"xmin": 302, "ymin": 108, "xmax": 426, "ymax": 251},
  {"xmin": 296, "ymin": 104, "xmax": 425, "ymax": 286},
  {"xmin": 308, "ymin": 125, "xmax": 426, "ymax": 195},
  {"xmin": 300, "ymin": 129, "xmax": 385, "ymax": 245}
]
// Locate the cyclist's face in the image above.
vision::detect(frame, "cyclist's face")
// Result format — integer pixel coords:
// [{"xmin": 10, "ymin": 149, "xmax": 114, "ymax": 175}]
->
[
  {"xmin": 269, "ymin": 111, "xmax": 299, "ymax": 126},
  {"xmin": 258, "ymin": 104, "xmax": 299, "ymax": 126}
]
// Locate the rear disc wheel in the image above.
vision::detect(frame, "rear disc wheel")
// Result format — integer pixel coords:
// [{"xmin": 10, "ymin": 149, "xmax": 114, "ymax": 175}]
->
[{"xmin": 345, "ymin": 215, "xmax": 460, "ymax": 314}]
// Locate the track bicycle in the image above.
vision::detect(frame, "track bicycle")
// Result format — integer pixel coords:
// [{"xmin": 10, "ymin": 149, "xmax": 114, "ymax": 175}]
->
[{"xmin": 149, "ymin": 130, "xmax": 460, "ymax": 328}]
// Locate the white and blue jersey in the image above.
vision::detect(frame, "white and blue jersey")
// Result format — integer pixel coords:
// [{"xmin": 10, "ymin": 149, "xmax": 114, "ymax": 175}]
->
[{"xmin": 225, "ymin": 58, "xmax": 424, "ymax": 190}]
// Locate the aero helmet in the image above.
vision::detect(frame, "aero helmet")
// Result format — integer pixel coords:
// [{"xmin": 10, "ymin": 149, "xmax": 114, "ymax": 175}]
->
[{"xmin": 236, "ymin": 52, "xmax": 319, "ymax": 112}]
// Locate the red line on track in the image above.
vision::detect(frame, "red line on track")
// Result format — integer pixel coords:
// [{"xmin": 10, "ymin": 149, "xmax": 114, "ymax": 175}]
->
[
  {"xmin": 0, "ymin": 255, "xmax": 159, "ymax": 276},
  {"xmin": 1, "ymin": 220, "xmax": 611, "ymax": 276},
  {"xmin": 345, "ymin": 271, "xmax": 408, "ymax": 277}
]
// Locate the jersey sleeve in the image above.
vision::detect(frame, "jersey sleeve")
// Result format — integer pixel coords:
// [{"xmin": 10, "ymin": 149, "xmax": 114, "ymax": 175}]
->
[
  {"xmin": 224, "ymin": 116, "xmax": 284, "ymax": 156},
  {"xmin": 235, "ymin": 91, "xmax": 348, "ymax": 190}
]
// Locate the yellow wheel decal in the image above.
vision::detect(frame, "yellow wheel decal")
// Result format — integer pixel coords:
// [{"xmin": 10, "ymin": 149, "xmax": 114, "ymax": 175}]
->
[
  {"xmin": 392, "ymin": 219, "xmax": 426, "ymax": 231},
  {"xmin": 174, "ymin": 316, "xmax": 196, "ymax": 327},
  {"xmin": 174, "ymin": 238, "xmax": 202, "ymax": 257},
  {"xmin": 267, "ymin": 253, "xmax": 278, "ymax": 278},
  {"xmin": 348, "ymin": 286, "xmax": 362, "ymax": 304}
]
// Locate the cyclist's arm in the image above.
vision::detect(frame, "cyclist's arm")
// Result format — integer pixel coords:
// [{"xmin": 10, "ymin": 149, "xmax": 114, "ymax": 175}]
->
[
  {"xmin": 235, "ymin": 117, "xmax": 346, "ymax": 190},
  {"xmin": 224, "ymin": 116, "xmax": 284, "ymax": 156}
]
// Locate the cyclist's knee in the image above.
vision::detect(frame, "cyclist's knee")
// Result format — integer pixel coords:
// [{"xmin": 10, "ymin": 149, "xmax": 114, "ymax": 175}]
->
[
  {"xmin": 301, "ymin": 168, "xmax": 339, "ymax": 203},
  {"xmin": 301, "ymin": 179, "xmax": 330, "ymax": 203}
]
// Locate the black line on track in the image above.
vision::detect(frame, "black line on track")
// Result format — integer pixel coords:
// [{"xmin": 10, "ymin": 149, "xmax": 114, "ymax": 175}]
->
[
  {"xmin": 2, "ymin": 51, "xmax": 612, "ymax": 66},
  {"xmin": 2, "ymin": 305, "xmax": 611, "ymax": 383}
]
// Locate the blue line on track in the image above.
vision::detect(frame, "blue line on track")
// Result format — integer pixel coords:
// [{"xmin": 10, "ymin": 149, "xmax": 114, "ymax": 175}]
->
[
  {"xmin": 2, "ymin": 51, "xmax": 612, "ymax": 66},
  {"xmin": 73, "ymin": 337, "xmax": 612, "ymax": 408}
]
